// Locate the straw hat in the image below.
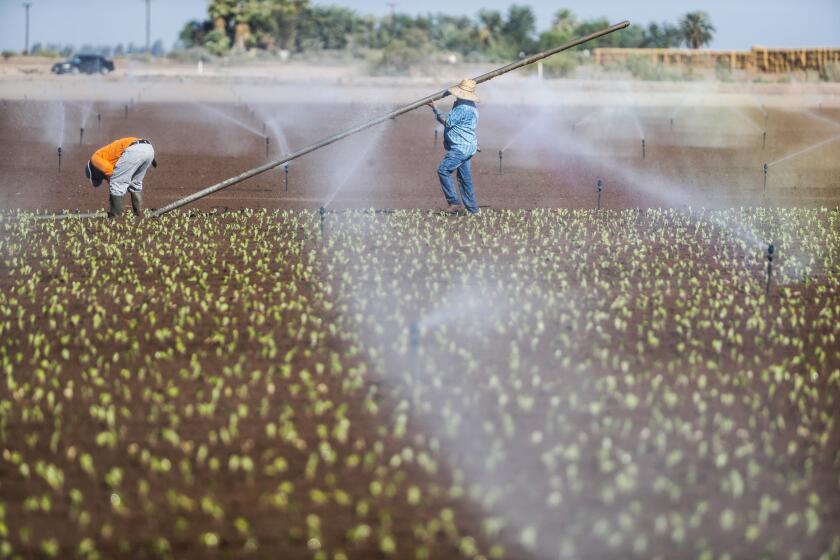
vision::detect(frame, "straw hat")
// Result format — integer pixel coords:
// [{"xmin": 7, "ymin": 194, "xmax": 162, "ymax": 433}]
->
[{"xmin": 448, "ymin": 78, "xmax": 479, "ymax": 102}]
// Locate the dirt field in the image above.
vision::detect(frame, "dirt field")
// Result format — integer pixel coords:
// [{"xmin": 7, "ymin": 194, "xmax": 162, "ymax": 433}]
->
[
  {"xmin": 0, "ymin": 75, "xmax": 838, "ymax": 214},
  {"xmin": 1, "ymin": 73, "xmax": 840, "ymax": 559}
]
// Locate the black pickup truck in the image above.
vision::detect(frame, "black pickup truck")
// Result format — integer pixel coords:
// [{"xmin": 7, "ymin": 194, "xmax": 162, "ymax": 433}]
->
[{"xmin": 51, "ymin": 54, "xmax": 115, "ymax": 75}]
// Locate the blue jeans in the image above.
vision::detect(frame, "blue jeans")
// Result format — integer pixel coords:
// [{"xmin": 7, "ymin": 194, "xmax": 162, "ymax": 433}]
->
[{"xmin": 438, "ymin": 150, "xmax": 478, "ymax": 213}]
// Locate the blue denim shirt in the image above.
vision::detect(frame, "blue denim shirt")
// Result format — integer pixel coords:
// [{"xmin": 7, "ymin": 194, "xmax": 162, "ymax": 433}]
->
[{"xmin": 433, "ymin": 100, "xmax": 478, "ymax": 156}]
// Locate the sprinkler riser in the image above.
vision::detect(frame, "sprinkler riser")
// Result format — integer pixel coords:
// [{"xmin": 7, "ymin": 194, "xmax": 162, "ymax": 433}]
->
[
  {"xmin": 763, "ymin": 164, "xmax": 768, "ymax": 192},
  {"xmin": 79, "ymin": 127, "xmax": 84, "ymax": 146},
  {"xmin": 766, "ymin": 244, "xmax": 775, "ymax": 294},
  {"xmin": 642, "ymin": 139, "xmax": 646, "ymax": 160},
  {"xmin": 284, "ymin": 164, "xmax": 289, "ymax": 192}
]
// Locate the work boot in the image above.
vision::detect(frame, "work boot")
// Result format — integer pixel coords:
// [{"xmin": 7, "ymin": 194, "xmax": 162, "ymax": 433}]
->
[
  {"xmin": 130, "ymin": 191, "xmax": 144, "ymax": 217},
  {"xmin": 107, "ymin": 194, "xmax": 124, "ymax": 218}
]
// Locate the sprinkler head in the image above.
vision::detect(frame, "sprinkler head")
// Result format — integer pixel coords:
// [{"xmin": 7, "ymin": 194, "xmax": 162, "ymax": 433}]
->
[
  {"xmin": 767, "ymin": 244, "xmax": 774, "ymax": 261},
  {"xmin": 596, "ymin": 178, "xmax": 603, "ymax": 192},
  {"xmin": 498, "ymin": 150, "xmax": 503, "ymax": 160},
  {"xmin": 763, "ymin": 163, "xmax": 768, "ymax": 173},
  {"xmin": 57, "ymin": 147, "xmax": 62, "ymax": 156},
  {"xmin": 319, "ymin": 206, "xmax": 326, "ymax": 218}
]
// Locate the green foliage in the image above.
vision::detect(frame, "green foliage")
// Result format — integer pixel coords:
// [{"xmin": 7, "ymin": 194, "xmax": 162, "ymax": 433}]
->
[
  {"xmin": 680, "ymin": 11, "xmax": 715, "ymax": 49},
  {"xmin": 371, "ymin": 28, "xmax": 431, "ymax": 75},
  {"xmin": 538, "ymin": 52, "xmax": 585, "ymax": 78},
  {"xmin": 715, "ymin": 59, "xmax": 734, "ymax": 82},
  {"xmin": 641, "ymin": 22, "xmax": 683, "ymax": 48},
  {"xmin": 204, "ymin": 30, "xmax": 232, "ymax": 56},
  {"xmin": 179, "ymin": 2, "xmax": 714, "ymax": 66},
  {"xmin": 1, "ymin": 50, "xmax": 16, "ymax": 60},
  {"xmin": 819, "ymin": 62, "xmax": 840, "ymax": 82}
]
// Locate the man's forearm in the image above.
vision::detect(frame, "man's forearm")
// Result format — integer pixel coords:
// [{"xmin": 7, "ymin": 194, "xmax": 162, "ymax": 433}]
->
[{"xmin": 432, "ymin": 108, "xmax": 446, "ymax": 126}]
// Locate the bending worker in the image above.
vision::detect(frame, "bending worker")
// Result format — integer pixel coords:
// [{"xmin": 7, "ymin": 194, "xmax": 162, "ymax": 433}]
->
[
  {"xmin": 84, "ymin": 137, "xmax": 156, "ymax": 217},
  {"xmin": 428, "ymin": 78, "xmax": 480, "ymax": 215}
]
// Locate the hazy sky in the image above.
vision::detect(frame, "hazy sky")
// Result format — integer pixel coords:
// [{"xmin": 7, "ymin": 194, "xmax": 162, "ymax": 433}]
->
[{"xmin": 0, "ymin": 0, "xmax": 837, "ymax": 52}]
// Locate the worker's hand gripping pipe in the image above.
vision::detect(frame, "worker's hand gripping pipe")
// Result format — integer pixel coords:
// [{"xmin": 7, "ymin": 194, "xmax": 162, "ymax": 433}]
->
[{"xmin": 151, "ymin": 20, "xmax": 630, "ymax": 216}]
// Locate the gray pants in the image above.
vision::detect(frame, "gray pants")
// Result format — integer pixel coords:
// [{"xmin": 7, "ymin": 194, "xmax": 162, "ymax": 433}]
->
[{"xmin": 109, "ymin": 143, "xmax": 154, "ymax": 197}]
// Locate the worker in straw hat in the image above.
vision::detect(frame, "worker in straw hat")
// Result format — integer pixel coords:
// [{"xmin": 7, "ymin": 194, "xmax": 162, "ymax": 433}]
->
[
  {"xmin": 84, "ymin": 137, "xmax": 156, "ymax": 218},
  {"xmin": 428, "ymin": 78, "xmax": 480, "ymax": 215}
]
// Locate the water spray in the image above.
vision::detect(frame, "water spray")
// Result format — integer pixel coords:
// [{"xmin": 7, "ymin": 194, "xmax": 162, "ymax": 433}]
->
[
  {"xmin": 596, "ymin": 178, "xmax": 603, "ymax": 210},
  {"xmin": 150, "ymin": 20, "xmax": 631, "ymax": 215},
  {"xmin": 498, "ymin": 150, "xmax": 503, "ymax": 173},
  {"xmin": 79, "ymin": 127, "xmax": 84, "ymax": 146},
  {"xmin": 57, "ymin": 147, "xmax": 62, "ymax": 172},
  {"xmin": 641, "ymin": 139, "xmax": 646, "ymax": 160},
  {"xmin": 763, "ymin": 163, "xmax": 768, "ymax": 192},
  {"xmin": 766, "ymin": 244, "xmax": 774, "ymax": 294},
  {"xmin": 409, "ymin": 321, "xmax": 420, "ymax": 379},
  {"xmin": 284, "ymin": 163, "xmax": 289, "ymax": 192}
]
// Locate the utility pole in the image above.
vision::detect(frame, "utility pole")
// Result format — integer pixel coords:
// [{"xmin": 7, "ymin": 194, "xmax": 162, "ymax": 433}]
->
[
  {"xmin": 144, "ymin": 0, "xmax": 151, "ymax": 53},
  {"xmin": 22, "ymin": 3, "xmax": 32, "ymax": 55}
]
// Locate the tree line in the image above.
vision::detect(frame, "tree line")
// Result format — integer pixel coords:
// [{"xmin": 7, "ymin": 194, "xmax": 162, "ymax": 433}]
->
[{"xmin": 179, "ymin": 1, "xmax": 716, "ymax": 59}]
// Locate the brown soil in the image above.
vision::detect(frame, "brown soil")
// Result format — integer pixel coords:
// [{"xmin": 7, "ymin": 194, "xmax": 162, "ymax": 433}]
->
[{"xmin": 1, "ymin": 101, "xmax": 838, "ymax": 213}]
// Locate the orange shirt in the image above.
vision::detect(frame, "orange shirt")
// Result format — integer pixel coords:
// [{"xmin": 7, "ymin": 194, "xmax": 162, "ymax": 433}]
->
[{"xmin": 90, "ymin": 137, "xmax": 139, "ymax": 177}]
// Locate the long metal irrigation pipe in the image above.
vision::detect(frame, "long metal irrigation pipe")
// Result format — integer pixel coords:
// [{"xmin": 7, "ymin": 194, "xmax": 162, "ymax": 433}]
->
[{"xmin": 151, "ymin": 20, "xmax": 630, "ymax": 216}]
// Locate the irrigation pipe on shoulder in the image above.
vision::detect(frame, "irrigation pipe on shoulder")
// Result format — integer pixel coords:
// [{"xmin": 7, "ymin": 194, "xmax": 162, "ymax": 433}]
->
[{"xmin": 151, "ymin": 20, "xmax": 630, "ymax": 216}]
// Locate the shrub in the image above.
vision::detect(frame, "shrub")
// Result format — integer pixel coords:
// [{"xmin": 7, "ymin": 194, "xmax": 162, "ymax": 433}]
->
[
  {"xmin": 820, "ymin": 62, "xmax": 840, "ymax": 82},
  {"xmin": 539, "ymin": 52, "xmax": 584, "ymax": 78},
  {"xmin": 204, "ymin": 30, "xmax": 231, "ymax": 57},
  {"xmin": 715, "ymin": 59, "xmax": 733, "ymax": 82},
  {"xmin": 1, "ymin": 50, "xmax": 16, "ymax": 61},
  {"xmin": 623, "ymin": 55, "xmax": 669, "ymax": 81}
]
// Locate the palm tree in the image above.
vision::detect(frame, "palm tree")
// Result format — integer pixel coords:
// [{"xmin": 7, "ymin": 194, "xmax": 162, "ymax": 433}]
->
[{"xmin": 679, "ymin": 11, "xmax": 715, "ymax": 49}]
